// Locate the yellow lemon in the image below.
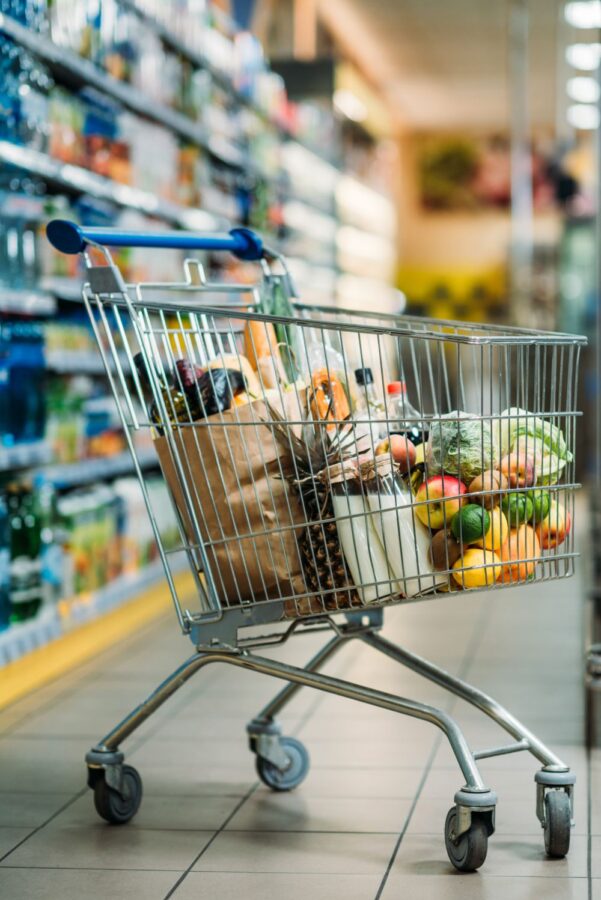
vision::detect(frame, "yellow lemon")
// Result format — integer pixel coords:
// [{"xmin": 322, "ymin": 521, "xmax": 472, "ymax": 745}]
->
[
  {"xmin": 452, "ymin": 548, "xmax": 502, "ymax": 589},
  {"xmin": 474, "ymin": 507, "xmax": 509, "ymax": 551}
]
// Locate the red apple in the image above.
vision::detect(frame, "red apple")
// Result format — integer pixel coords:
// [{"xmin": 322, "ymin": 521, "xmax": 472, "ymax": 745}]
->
[
  {"xmin": 415, "ymin": 475, "xmax": 467, "ymax": 530},
  {"xmin": 499, "ymin": 452, "xmax": 535, "ymax": 488},
  {"xmin": 375, "ymin": 434, "xmax": 417, "ymax": 469},
  {"xmin": 536, "ymin": 501, "xmax": 571, "ymax": 549}
]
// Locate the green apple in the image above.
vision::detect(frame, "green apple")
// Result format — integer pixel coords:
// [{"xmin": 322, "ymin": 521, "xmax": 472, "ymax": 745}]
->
[
  {"xmin": 501, "ymin": 493, "xmax": 533, "ymax": 526},
  {"xmin": 528, "ymin": 489, "xmax": 551, "ymax": 524}
]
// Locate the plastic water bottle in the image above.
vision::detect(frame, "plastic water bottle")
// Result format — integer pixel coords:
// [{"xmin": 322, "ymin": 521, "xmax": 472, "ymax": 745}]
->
[
  {"xmin": 386, "ymin": 381, "xmax": 425, "ymax": 446},
  {"xmin": 354, "ymin": 367, "xmax": 387, "ymax": 445}
]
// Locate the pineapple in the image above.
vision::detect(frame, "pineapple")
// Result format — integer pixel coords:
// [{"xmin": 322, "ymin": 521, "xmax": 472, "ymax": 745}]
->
[{"xmin": 267, "ymin": 396, "xmax": 363, "ymax": 618}]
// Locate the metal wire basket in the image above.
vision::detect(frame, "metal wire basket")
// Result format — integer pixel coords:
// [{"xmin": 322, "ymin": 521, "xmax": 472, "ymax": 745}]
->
[{"xmin": 54, "ymin": 227, "xmax": 584, "ymax": 638}]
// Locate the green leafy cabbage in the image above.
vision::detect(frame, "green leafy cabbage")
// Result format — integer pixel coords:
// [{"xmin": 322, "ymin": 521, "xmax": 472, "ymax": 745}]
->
[
  {"xmin": 496, "ymin": 408, "xmax": 572, "ymax": 485},
  {"xmin": 427, "ymin": 412, "xmax": 495, "ymax": 483}
]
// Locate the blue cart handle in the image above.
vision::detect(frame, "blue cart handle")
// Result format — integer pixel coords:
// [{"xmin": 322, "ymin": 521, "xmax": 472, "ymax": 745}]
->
[{"xmin": 46, "ymin": 220, "xmax": 264, "ymax": 261}]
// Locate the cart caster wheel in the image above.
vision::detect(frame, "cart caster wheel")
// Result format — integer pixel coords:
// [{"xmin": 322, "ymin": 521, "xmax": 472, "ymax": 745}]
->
[
  {"xmin": 256, "ymin": 737, "xmax": 309, "ymax": 792},
  {"xmin": 444, "ymin": 807, "xmax": 488, "ymax": 872},
  {"xmin": 543, "ymin": 790, "xmax": 571, "ymax": 858},
  {"xmin": 93, "ymin": 765, "xmax": 142, "ymax": 825}
]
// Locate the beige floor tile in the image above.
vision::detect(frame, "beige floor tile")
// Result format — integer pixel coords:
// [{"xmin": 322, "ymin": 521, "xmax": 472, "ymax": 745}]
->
[
  {"xmin": 302, "ymin": 736, "xmax": 436, "ymax": 769},
  {"xmin": 0, "ymin": 867, "xmax": 179, "ymax": 899},
  {"xmin": 293, "ymin": 765, "xmax": 425, "ymax": 799},
  {"xmin": 0, "ymin": 792, "xmax": 74, "ymax": 828},
  {"xmin": 133, "ymin": 762, "xmax": 256, "ymax": 798},
  {"xmin": 147, "ymin": 710, "xmax": 308, "ymax": 743},
  {"xmin": 590, "ymin": 767, "xmax": 601, "ymax": 835},
  {"xmin": 226, "ymin": 790, "xmax": 411, "ymax": 833},
  {"xmin": 0, "ymin": 738, "xmax": 87, "ymax": 793},
  {"xmin": 172, "ymin": 871, "xmax": 381, "ymax": 899},
  {"xmin": 57, "ymin": 789, "xmax": 244, "ymax": 832},
  {"xmin": 8, "ymin": 693, "xmax": 159, "ymax": 740},
  {"xmin": 193, "ymin": 830, "xmax": 398, "ymax": 874},
  {"xmin": 127, "ymin": 735, "xmax": 251, "ymax": 770},
  {"xmin": 590, "ymin": 838, "xmax": 601, "ymax": 878},
  {"xmin": 381, "ymin": 873, "xmax": 589, "ymax": 900},
  {"xmin": 0, "ymin": 823, "xmax": 212, "ymax": 871},
  {"xmin": 297, "ymin": 709, "xmax": 438, "ymax": 743},
  {"xmin": 0, "ymin": 828, "xmax": 32, "ymax": 859}
]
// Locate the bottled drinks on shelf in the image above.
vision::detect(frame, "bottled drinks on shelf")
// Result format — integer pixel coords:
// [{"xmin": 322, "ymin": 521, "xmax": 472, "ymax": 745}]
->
[
  {"xmin": 386, "ymin": 381, "xmax": 426, "ymax": 446},
  {"xmin": 34, "ymin": 476, "xmax": 63, "ymax": 607},
  {"xmin": 0, "ymin": 474, "xmax": 179, "ymax": 628},
  {"xmin": 7, "ymin": 482, "xmax": 42, "ymax": 623},
  {"xmin": 0, "ymin": 321, "xmax": 47, "ymax": 447}
]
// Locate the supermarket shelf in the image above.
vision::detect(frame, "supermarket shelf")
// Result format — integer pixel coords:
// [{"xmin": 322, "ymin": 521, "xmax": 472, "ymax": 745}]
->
[
  {"xmin": 0, "ymin": 441, "xmax": 52, "ymax": 473},
  {"xmin": 0, "ymin": 287, "xmax": 56, "ymax": 316},
  {"xmin": 0, "ymin": 9, "xmax": 338, "ymax": 213},
  {"xmin": 45, "ymin": 348, "xmax": 129, "ymax": 374},
  {"xmin": 0, "ymin": 556, "xmax": 180, "ymax": 667},
  {"xmin": 119, "ymin": 0, "xmax": 338, "ymax": 169},
  {"xmin": 0, "ymin": 13, "xmax": 248, "ymax": 173},
  {"xmin": 43, "ymin": 447, "xmax": 158, "ymax": 490},
  {"xmin": 0, "ymin": 141, "xmax": 223, "ymax": 232},
  {"xmin": 40, "ymin": 276, "xmax": 83, "ymax": 303}
]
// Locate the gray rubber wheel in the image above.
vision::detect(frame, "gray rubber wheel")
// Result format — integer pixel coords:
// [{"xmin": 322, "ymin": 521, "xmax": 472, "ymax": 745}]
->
[
  {"xmin": 444, "ymin": 807, "xmax": 488, "ymax": 872},
  {"xmin": 256, "ymin": 737, "xmax": 309, "ymax": 791},
  {"xmin": 93, "ymin": 765, "xmax": 142, "ymax": 824},
  {"xmin": 544, "ymin": 790, "xmax": 571, "ymax": 858}
]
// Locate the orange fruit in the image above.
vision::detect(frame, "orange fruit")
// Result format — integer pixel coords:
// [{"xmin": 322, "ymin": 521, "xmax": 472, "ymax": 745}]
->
[{"xmin": 498, "ymin": 524, "xmax": 540, "ymax": 583}]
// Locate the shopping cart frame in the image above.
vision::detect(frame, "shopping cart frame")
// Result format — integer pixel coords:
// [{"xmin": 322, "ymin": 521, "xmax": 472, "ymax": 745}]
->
[{"xmin": 47, "ymin": 220, "xmax": 582, "ymax": 872}]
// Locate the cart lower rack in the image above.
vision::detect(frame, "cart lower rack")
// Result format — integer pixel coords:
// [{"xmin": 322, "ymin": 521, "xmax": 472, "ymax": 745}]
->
[{"xmin": 47, "ymin": 219, "xmax": 586, "ymax": 872}]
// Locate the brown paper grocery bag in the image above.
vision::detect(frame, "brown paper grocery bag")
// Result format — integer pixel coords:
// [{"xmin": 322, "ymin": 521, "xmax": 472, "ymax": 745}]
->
[{"xmin": 154, "ymin": 392, "xmax": 307, "ymax": 607}]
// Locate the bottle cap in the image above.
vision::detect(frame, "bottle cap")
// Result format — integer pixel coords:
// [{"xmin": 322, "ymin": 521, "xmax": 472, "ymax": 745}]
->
[
  {"xmin": 354, "ymin": 367, "xmax": 374, "ymax": 386},
  {"xmin": 387, "ymin": 380, "xmax": 407, "ymax": 395}
]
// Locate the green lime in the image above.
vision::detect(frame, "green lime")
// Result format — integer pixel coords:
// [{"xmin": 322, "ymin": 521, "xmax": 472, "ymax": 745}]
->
[
  {"xmin": 501, "ymin": 493, "xmax": 534, "ymax": 526},
  {"xmin": 450, "ymin": 504, "xmax": 490, "ymax": 544},
  {"xmin": 528, "ymin": 490, "xmax": 551, "ymax": 523}
]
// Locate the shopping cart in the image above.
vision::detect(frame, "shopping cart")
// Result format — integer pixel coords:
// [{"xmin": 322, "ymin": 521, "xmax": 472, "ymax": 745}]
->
[{"xmin": 47, "ymin": 219, "xmax": 586, "ymax": 872}]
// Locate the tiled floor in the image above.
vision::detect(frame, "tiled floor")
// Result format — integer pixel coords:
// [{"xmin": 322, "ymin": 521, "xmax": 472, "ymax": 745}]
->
[{"xmin": 0, "ymin": 572, "xmax": 596, "ymax": 899}]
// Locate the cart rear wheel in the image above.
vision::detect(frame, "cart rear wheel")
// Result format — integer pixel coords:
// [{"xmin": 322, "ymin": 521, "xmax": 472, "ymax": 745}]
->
[
  {"xmin": 543, "ymin": 790, "xmax": 571, "ymax": 858},
  {"xmin": 444, "ymin": 807, "xmax": 488, "ymax": 872},
  {"xmin": 256, "ymin": 736, "xmax": 309, "ymax": 791},
  {"xmin": 93, "ymin": 765, "xmax": 142, "ymax": 825}
]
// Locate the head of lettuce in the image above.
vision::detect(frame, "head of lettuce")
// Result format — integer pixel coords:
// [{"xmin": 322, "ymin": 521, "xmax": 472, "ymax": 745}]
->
[
  {"xmin": 495, "ymin": 407, "xmax": 572, "ymax": 486},
  {"xmin": 427, "ymin": 412, "xmax": 495, "ymax": 483}
]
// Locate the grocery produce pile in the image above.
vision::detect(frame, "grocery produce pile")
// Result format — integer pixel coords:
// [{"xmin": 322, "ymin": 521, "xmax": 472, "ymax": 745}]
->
[{"xmin": 406, "ymin": 409, "xmax": 573, "ymax": 592}]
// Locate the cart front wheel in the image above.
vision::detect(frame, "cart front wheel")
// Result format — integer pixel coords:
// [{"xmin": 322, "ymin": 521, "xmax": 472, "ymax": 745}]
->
[
  {"xmin": 256, "ymin": 736, "xmax": 309, "ymax": 791},
  {"xmin": 93, "ymin": 764, "xmax": 142, "ymax": 825},
  {"xmin": 544, "ymin": 790, "xmax": 571, "ymax": 858},
  {"xmin": 444, "ymin": 807, "xmax": 488, "ymax": 872}
]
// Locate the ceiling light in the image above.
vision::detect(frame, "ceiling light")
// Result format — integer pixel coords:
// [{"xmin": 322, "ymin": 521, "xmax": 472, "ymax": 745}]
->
[
  {"xmin": 567, "ymin": 103, "xmax": 600, "ymax": 128},
  {"xmin": 333, "ymin": 89, "xmax": 368, "ymax": 123},
  {"xmin": 566, "ymin": 42, "xmax": 601, "ymax": 69},
  {"xmin": 564, "ymin": 1, "xmax": 601, "ymax": 28},
  {"xmin": 567, "ymin": 75, "xmax": 600, "ymax": 101}
]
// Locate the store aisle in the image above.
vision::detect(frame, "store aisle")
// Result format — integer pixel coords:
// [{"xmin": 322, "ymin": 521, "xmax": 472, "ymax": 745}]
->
[{"xmin": 0, "ymin": 572, "xmax": 594, "ymax": 900}]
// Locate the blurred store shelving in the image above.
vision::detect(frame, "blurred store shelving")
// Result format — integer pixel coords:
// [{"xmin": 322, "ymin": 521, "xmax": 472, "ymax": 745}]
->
[{"xmin": 0, "ymin": 0, "xmax": 400, "ymax": 657}]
